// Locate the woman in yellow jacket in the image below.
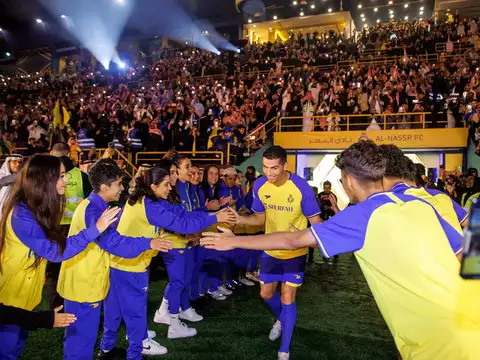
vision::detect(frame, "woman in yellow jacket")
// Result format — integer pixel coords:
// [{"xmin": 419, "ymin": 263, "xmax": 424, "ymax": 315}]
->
[{"xmin": 0, "ymin": 155, "xmax": 119, "ymax": 360}]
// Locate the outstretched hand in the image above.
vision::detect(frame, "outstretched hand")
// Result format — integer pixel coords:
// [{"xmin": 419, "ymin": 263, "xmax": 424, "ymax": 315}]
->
[
  {"xmin": 53, "ymin": 306, "xmax": 77, "ymax": 328},
  {"xmin": 150, "ymin": 235, "xmax": 174, "ymax": 252},
  {"xmin": 200, "ymin": 226, "xmax": 236, "ymax": 251},
  {"xmin": 96, "ymin": 207, "xmax": 121, "ymax": 234},
  {"xmin": 216, "ymin": 207, "xmax": 238, "ymax": 225}
]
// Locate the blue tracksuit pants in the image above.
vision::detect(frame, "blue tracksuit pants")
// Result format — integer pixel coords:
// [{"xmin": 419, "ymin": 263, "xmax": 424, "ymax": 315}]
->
[{"xmin": 100, "ymin": 267, "xmax": 149, "ymax": 360}]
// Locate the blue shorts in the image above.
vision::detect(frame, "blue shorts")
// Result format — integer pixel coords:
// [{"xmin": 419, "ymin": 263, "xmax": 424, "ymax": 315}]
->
[{"xmin": 259, "ymin": 253, "xmax": 307, "ymax": 287}]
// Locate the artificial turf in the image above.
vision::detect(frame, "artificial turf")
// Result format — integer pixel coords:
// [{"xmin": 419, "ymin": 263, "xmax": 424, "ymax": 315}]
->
[{"xmin": 20, "ymin": 251, "xmax": 397, "ymax": 360}]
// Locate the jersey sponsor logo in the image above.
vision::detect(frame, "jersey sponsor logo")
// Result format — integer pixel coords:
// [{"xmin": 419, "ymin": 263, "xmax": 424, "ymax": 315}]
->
[
  {"xmin": 295, "ymin": 274, "xmax": 301, "ymax": 279},
  {"xmin": 263, "ymin": 203, "xmax": 294, "ymax": 212},
  {"xmin": 179, "ymin": 250, "xmax": 184, "ymax": 254},
  {"xmin": 91, "ymin": 303, "xmax": 99, "ymax": 309}
]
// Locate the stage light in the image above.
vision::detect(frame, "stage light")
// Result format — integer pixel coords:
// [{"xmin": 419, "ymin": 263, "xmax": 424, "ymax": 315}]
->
[
  {"xmin": 185, "ymin": 41, "xmax": 188, "ymax": 44},
  {"xmin": 217, "ymin": 51, "xmax": 221, "ymax": 55},
  {"xmin": 390, "ymin": 14, "xmax": 394, "ymax": 18},
  {"xmin": 362, "ymin": 17, "xmax": 366, "ymax": 22},
  {"xmin": 36, "ymin": 18, "xmax": 43, "ymax": 24},
  {"xmin": 115, "ymin": 0, "xmax": 125, "ymax": 4},
  {"xmin": 311, "ymin": 4, "xmax": 315, "ymax": 9},
  {"xmin": 404, "ymin": 15, "xmax": 408, "ymax": 20},
  {"xmin": 293, "ymin": 1, "xmax": 298, "ymax": 5},
  {"xmin": 273, "ymin": 15, "xmax": 278, "ymax": 19},
  {"xmin": 361, "ymin": 13, "xmax": 365, "ymax": 17},
  {"xmin": 5, "ymin": 52, "xmax": 10, "ymax": 57},
  {"xmin": 374, "ymin": 7, "xmax": 378, "ymax": 12},
  {"xmin": 389, "ymin": 9, "xmax": 394, "ymax": 14},
  {"xmin": 236, "ymin": 48, "xmax": 241, "ymax": 53},
  {"xmin": 0, "ymin": 28, "xmax": 3, "ymax": 32},
  {"xmin": 300, "ymin": 11, "xmax": 304, "ymax": 16},
  {"xmin": 253, "ymin": 24, "xmax": 256, "ymax": 27},
  {"xmin": 358, "ymin": 4, "xmax": 362, "ymax": 8},
  {"xmin": 377, "ymin": 19, "xmax": 381, "ymax": 23},
  {"xmin": 364, "ymin": 23, "xmax": 368, "ymax": 28},
  {"xmin": 118, "ymin": 61, "xmax": 126, "ymax": 69},
  {"xmin": 420, "ymin": 6, "xmax": 424, "ymax": 10},
  {"xmin": 328, "ymin": 8, "xmax": 332, "ymax": 12},
  {"xmin": 248, "ymin": 19, "xmax": 252, "ymax": 23},
  {"xmin": 61, "ymin": 15, "xmax": 66, "ymax": 19},
  {"xmin": 388, "ymin": 0, "xmax": 393, "ymax": 4},
  {"xmin": 419, "ymin": 10, "xmax": 423, "ymax": 15},
  {"xmin": 404, "ymin": 4, "xmax": 408, "ymax": 8}
]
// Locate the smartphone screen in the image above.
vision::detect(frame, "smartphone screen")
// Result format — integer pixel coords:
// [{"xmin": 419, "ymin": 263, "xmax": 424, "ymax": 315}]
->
[{"xmin": 461, "ymin": 199, "xmax": 480, "ymax": 279}]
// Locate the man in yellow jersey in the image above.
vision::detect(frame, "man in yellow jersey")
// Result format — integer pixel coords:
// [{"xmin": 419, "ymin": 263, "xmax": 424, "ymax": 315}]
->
[
  {"xmin": 231, "ymin": 146, "xmax": 321, "ymax": 360},
  {"xmin": 202, "ymin": 141, "xmax": 480, "ymax": 360},
  {"xmin": 58, "ymin": 159, "xmax": 172, "ymax": 360},
  {"xmin": 379, "ymin": 145, "xmax": 468, "ymax": 239}
]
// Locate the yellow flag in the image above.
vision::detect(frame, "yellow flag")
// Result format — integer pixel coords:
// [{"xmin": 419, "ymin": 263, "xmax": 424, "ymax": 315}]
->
[
  {"xmin": 63, "ymin": 107, "xmax": 70, "ymax": 126},
  {"xmin": 53, "ymin": 101, "xmax": 61, "ymax": 128}
]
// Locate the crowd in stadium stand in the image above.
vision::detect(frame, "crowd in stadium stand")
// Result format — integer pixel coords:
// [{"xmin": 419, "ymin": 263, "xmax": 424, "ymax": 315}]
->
[{"xmin": 0, "ymin": 16, "xmax": 479, "ymax": 165}]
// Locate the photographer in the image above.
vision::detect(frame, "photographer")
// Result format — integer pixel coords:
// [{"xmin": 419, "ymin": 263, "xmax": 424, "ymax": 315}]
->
[{"xmin": 317, "ymin": 181, "xmax": 340, "ymax": 264}]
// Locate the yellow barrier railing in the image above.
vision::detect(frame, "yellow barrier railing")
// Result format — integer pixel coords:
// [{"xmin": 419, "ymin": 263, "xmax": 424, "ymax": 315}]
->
[
  {"xmin": 95, "ymin": 148, "xmax": 138, "ymax": 178},
  {"xmin": 136, "ymin": 151, "xmax": 224, "ymax": 165},
  {"xmin": 278, "ymin": 112, "xmax": 463, "ymax": 132},
  {"xmin": 247, "ymin": 116, "xmax": 277, "ymax": 153}
]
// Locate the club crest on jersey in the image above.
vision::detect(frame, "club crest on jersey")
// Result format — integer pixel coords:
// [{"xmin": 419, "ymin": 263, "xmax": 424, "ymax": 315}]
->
[{"xmin": 288, "ymin": 195, "xmax": 294, "ymax": 203}]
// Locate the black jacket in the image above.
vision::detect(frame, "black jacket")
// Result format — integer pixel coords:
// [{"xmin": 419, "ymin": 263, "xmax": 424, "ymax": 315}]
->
[{"xmin": 0, "ymin": 303, "xmax": 54, "ymax": 330}]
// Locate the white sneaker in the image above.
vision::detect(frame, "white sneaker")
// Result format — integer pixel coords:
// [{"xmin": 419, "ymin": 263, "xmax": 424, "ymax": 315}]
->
[
  {"xmin": 142, "ymin": 337, "xmax": 167, "ymax": 356},
  {"xmin": 153, "ymin": 298, "xmax": 170, "ymax": 325},
  {"xmin": 278, "ymin": 352, "xmax": 289, "ymax": 360},
  {"xmin": 167, "ymin": 315, "xmax": 197, "ymax": 339},
  {"xmin": 208, "ymin": 289, "xmax": 227, "ymax": 300},
  {"xmin": 239, "ymin": 276, "xmax": 255, "ymax": 287},
  {"xmin": 269, "ymin": 320, "xmax": 282, "ymax": 341},
  {"xmin": 153, "ymin": 309, "xmax": 171, "ymax": 325},
  {"xmin": 217, "ymin": 285, "xmax": 232, "ymax": 296},
  {"xmin": 179, "ymin": 307, "xmax": 203, "ymax": 322},
  {"xmin": 126, "ymin": 329, "xmax": 157, "ymax": 341}
]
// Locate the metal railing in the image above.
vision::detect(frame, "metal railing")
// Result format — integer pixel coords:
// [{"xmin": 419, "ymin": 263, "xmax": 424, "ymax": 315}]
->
[
  {"xmin": 246, "ymin": 116, "xmax": 277, "ymax": 153},
  {"xmin": 277, "ymin": 112, "xmax": 464, "ymax": 132},
  {"xmin": 435, "ymin": 41, "xmax": 475, "ymax": 53},
  {"xmin": 135, "ymin": 151, "xmax": 224, "ymax": 166}
]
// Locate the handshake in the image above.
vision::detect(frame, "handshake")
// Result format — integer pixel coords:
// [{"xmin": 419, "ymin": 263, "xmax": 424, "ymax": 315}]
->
[{"xmin": 149, "ymin": 207, "xmax": 239, "ymax": 252}]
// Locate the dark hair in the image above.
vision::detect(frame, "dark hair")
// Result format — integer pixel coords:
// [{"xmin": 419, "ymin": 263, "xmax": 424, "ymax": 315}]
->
[
  {"xmin": 263, "ymin": 146, "xmax": 287, "ymax": 164},
  {"xmin": 172, "ymin": 155, "xmax": 189, "ymax": 168},
  {"xmin": 403, "ymin": 157, "xmax": 416, "ymax": 183},
  {"xmin": 156, "ymin": 159, "xmax": 179, "ymax": 204},
  {"xmin": 88, "ymin": 159, "xmax": 124, "ymax": 193},
  {"xmin": 247, "ymin": 166, "xmax": 256, "ymax": 172},
  {"xmin": 379, "ymin": 144, "xmax": 406, "ymax": 179},
  {"xmin": 335, "ymin": 140, "xmax": 386, "ymax": 182},
  {"xmin": 201, "ymin": 164, "xmax": 221, "ymax": 201},
  {"xmin": 128, "ymin": 166, "xmax": 170, "ymax": 206},
  {"xmin": 415, "ymin": 163, "xmax": 426, "ymax": 187},
  {"xmin": 324, "ymin": 180, "xmax": 331, "ymax": 186},
  {"xmin": 0, "ymin": 155, "xmax": 66, "ymax": 273}
]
